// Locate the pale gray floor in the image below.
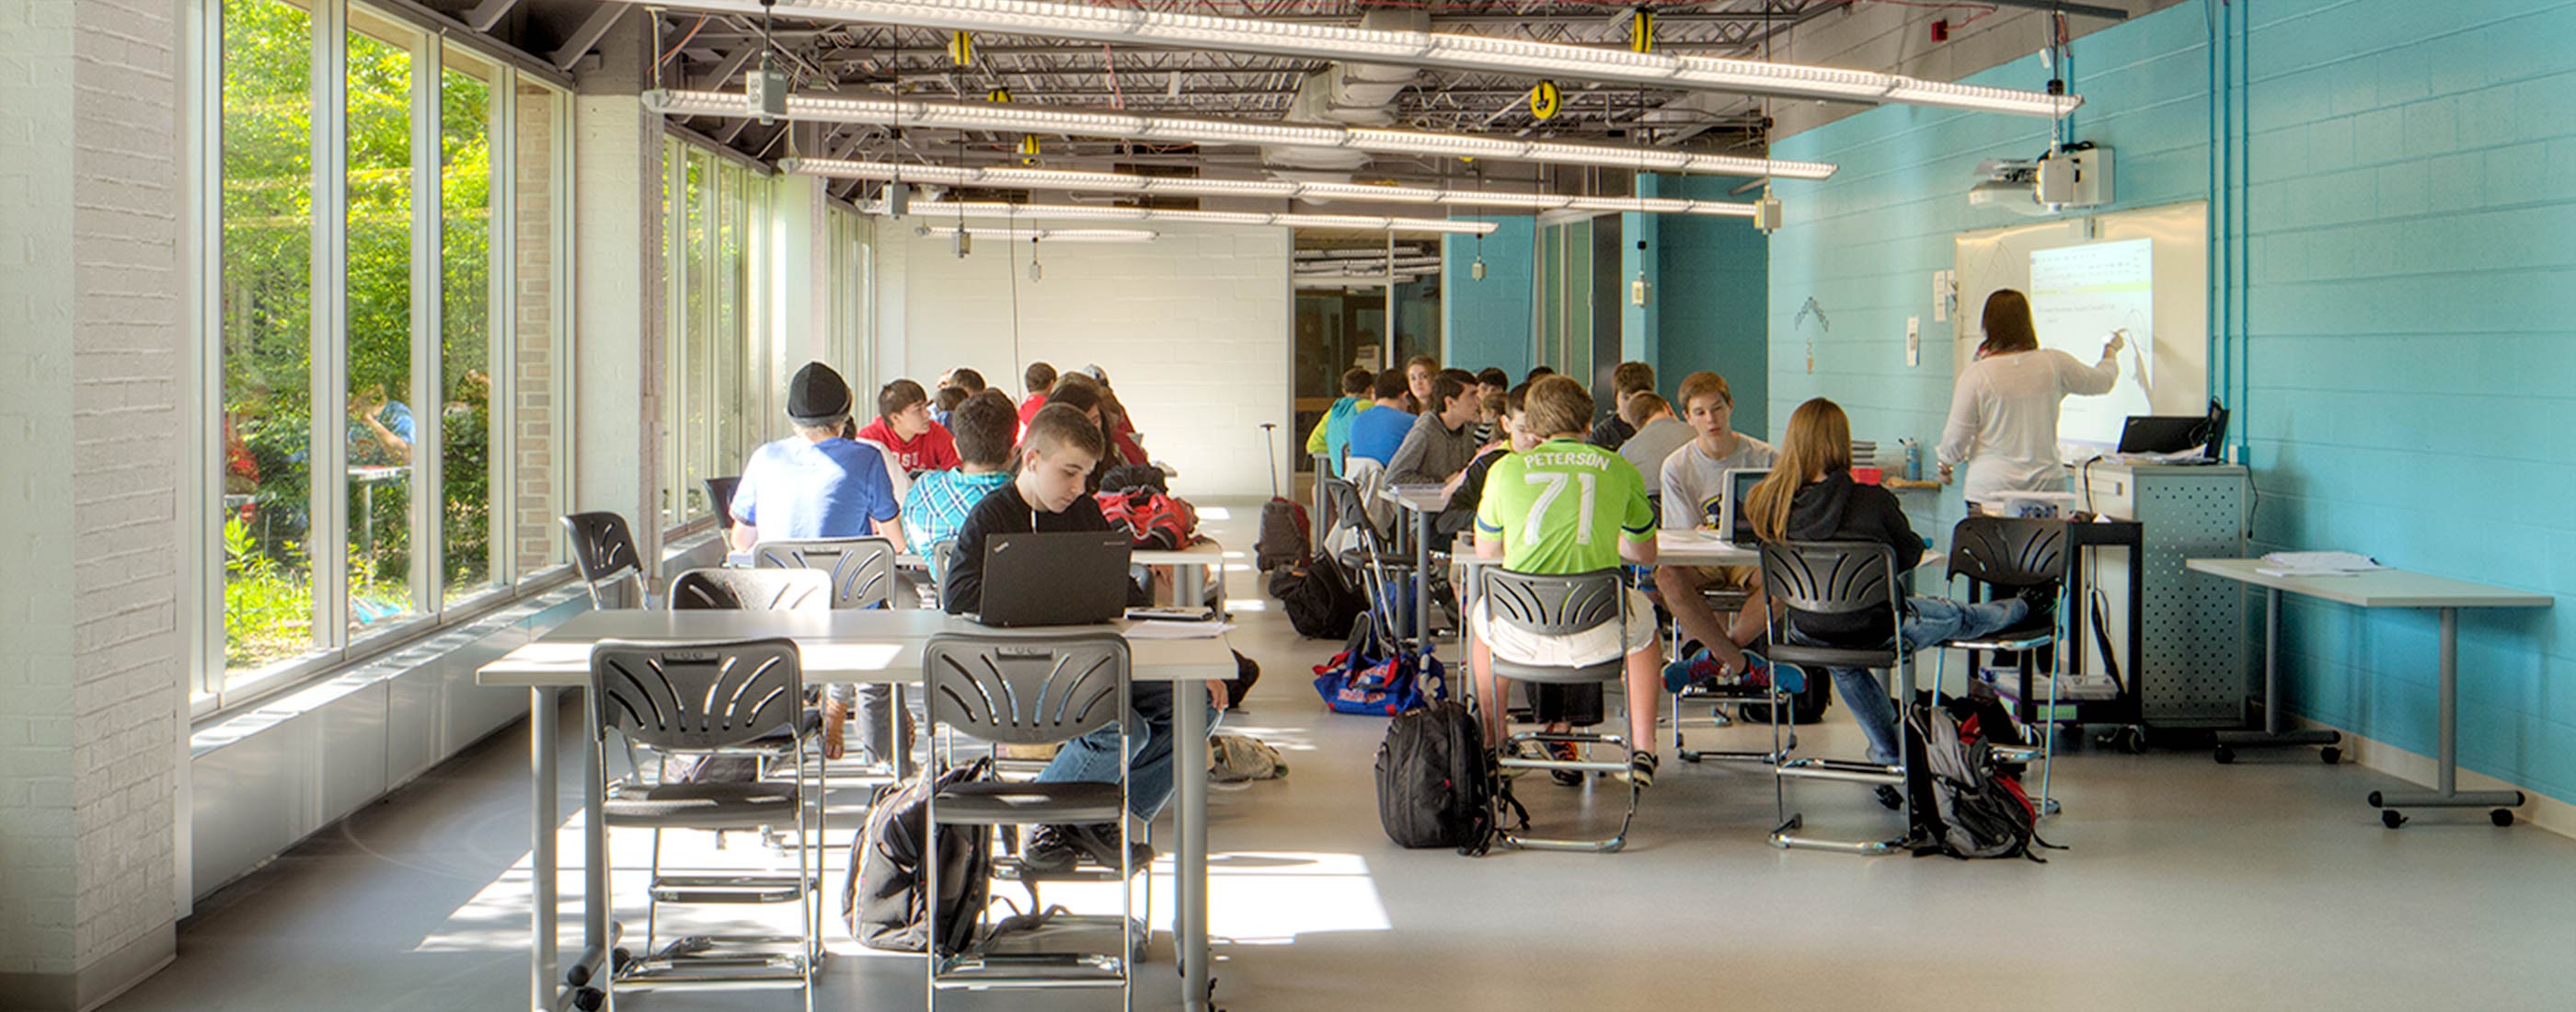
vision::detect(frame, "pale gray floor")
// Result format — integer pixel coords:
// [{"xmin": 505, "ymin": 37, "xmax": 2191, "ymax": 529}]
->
[{"xmin": 112, "ymin": 500, "xmax": 2576, "ymax": 1012}]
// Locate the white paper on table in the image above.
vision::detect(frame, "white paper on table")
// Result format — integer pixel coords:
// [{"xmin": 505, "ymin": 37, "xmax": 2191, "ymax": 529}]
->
[
  {"xmin": 1123, "ymin": 620, "xmax": 1237, "ymax": 640},
  {"xmin": 2259, "ymin": 550, "xmax": 2383, "ymax": 574}
]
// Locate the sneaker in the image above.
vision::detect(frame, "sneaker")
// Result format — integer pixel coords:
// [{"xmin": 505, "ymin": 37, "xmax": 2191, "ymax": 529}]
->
[
  {"xmin": 1547, "ymin": 740, "xmax": 1584, "ymax": 787},
  {"xmin": 1662, "ymin": 653, "xmax": 1726, "ymax": 695},
  {"xmin": 1618, "ymin": 752, "xmax": 1661, "ymax": 788},
  {"xmin": 1023, "ymin": 822, "xmax": 1153, "ymax": 875},
  {"xmin": 1874, "ymin": 784, "xmax": 1905, "ymax": 811},
  {"xmin": 2015, "ymin": 583, "xmax": 2060, "ymax": 620}
]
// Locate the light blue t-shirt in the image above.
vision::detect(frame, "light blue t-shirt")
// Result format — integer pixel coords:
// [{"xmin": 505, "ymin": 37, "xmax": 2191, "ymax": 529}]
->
[
  {"xmin": 730, "ymin": 436, "xmax": 899, "ymax": 539},
  {"xmin": 1346, "ymin": 405, "xmax": 1417, "ymax": 466}
]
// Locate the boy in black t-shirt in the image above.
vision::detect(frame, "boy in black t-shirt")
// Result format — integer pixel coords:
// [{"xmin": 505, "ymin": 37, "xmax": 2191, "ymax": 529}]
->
[{"xmin": 942, "ymin": 404, "xmax": 1214, "ymax": 872}]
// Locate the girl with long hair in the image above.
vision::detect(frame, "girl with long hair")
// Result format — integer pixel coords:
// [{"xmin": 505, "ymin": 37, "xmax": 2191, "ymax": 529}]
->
[{"xmin": 1748, "ymin": 398, "xmax": 2045, "ymax": 780}]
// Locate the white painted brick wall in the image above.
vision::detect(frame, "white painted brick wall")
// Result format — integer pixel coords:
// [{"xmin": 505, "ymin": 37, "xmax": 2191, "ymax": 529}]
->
[
  {"xmin": 884, "ymin": 223, "xmax": 1293, "ymax": 498},
  {"xmin": 0, "ymin": 0, "xmax": 182, "ymax": 983}
]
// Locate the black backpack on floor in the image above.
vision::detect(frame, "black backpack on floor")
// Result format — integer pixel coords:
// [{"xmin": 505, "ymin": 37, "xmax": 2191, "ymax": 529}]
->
[
  {"xmin": 843, "ymin": 758, "xmax": 995, "ymax": 952},
  {"xmin": 1271, "ymin": 553, "xmax": 1361, "ymax": 639},
  {"xmin": 1374, "ymin": 701, "xmax": 1522, "ymax": 856}
]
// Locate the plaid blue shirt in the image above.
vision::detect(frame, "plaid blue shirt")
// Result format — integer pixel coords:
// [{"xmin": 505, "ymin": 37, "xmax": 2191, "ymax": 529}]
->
[{"xmin": 902, "ymin": 469, "xmax": 1012, "ymax": 563}]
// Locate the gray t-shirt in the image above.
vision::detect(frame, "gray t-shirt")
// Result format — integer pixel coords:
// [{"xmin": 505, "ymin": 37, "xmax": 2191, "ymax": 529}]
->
[
  {"xmin": 1617, "ymin": 417, "xmax": 1695, "ymax": 489},
  {"xmin": 1659, "ymin": 433, "xmax": 1779, "ymax": 530}
]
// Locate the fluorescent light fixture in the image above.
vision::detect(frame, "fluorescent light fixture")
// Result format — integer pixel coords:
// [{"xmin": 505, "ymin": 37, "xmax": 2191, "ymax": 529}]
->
[
  {"xmin": 787, "ymin": 158, "xmax": 1762, "ymax": 218},
  {"xmin": 872, "ymin": 199, "xmax": 1499, "ymax": 235},
  {"xmin": 914, "ymin": 224, "xmax": 1159, "ymax": 243},
  {"xmin": 649, "ymin": 89, "xmax": 1834, "ymax": 180},
  {"xmin": 622, "ymin": 0, "xmax": 2080, "ymax": 118}
]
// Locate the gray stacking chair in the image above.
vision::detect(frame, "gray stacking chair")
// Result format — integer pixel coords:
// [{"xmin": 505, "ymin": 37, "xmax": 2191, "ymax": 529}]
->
[
  {"xmin": 590, "ymin": 638, "xmax": 823, "ymax": 1009},
  {"xmin": 562, "ymin": 511, "xmax": 648, "ymax": 608},
  {"xmin": 1932, "ymin": 516, "xmax": 2067, "ymax": 815},
  {"xmin": 920, "ymin": 632, "xmax": 1140, "ymax": 1009},
  {"xmin": 754, "ymin": 536, "xmax": 911, "ymax": 776},
  {"xmin": 668, "ymin": 567, "xmax": 833, "ymax": 613},
  {"xmin": 1760, "ymin": 540, "xmax": 1915, "ymax": 856},
  {"xmin": 1482, "ymin": 568, "xmax": 1646, "ymax": 854}
]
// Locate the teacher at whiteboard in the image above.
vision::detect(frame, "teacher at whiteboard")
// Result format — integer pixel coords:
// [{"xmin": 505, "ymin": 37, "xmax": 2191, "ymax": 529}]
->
[{"xmin": 1937, "ymin": 289, "xmax": 2125, "ymax": 509}]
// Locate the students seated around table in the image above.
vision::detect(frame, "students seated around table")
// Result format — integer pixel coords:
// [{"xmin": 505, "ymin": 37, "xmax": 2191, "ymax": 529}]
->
[
  {"xmin": 942, "ymin": 403, "xmax": 1217, "ymax": 871},
  {"xmin": 1343, "ymin": 367, "xmax": 1417, "ymax": 467},
  {"xmin": 1656, "ymin": 371, "xmax": 1779, "ymax": 689},
  {"xmin": 1432, "ymin": 385, "xmax": 1520, "ymax": 550},
  {"xmin": 903, "ymin": 390, "xmax": 1017, "ymax": 573},
  {"xmin": 1744, "ymin": 397, "xmax": 2040, "ymax": 786},
  {"xmin": 1386, "ymin": 368, "xmax": 1483, "ymax": 486},
  {"xmin": 855, "ymin": 378, "xmax": 962, "ymax": 473},
  {"xmin": 1403, "ymin": 354, "xmax": 1440, "ymax": 414},
  {"xmin": 1073, "ymin": 364, "xmax": 1151, "ymax": 466},
  {"xmin": 1470, "ymin": 375, "xmax": 1667, "ymax": 787},
  {"xmin": 1589, "ymin": 361, "xmax": 1656, "ymax": 451},
  {"xmin": 929, "ymin": 384, "xmax": 970, "ymax": 430},
  {"xmin": 1305, "ymin": 366, "xmax": 1378, "ymax": 477},
  {"xmin": 727, "ymin": 362, "xmax": 909, "ymax": 763}
]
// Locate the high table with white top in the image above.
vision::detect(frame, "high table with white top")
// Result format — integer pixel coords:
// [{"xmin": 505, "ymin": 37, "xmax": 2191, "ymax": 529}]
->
[
  {"xmin": 1379, "ymin": 484, "xmax": 1453, "ymax": 649},
  {"xmin": 724, "ymin": 536, "xmax": 1228, "ymax": 615},
  {"xmin": 2185, "ymin": 558, "xmax": 2552, "ymax": 828},
  {"xmin": 477, "ymin": 610, "xmax": 1236, "ymax": 1011}
]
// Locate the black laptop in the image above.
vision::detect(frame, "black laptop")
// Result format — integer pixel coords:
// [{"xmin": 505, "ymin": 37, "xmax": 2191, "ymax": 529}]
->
[
  {"xmin": 2117, "ymin": 401, "xmax": 2230, "ymax": 460},
  {"xmin": 973, "ymin": 531, "xmax": 1134, "ymax": 627}
]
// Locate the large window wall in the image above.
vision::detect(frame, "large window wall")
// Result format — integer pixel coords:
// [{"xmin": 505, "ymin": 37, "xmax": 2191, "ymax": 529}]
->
[
  {"xmin": 660, "ymin": 137, "xmax": 778, "ymax": 533},
  {"xmin": 206, "ymin": 0, "xmax": 571, "ymax": 707}
]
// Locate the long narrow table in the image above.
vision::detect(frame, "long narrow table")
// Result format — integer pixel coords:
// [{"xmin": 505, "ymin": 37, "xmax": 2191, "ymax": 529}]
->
[
  {"xmin": 2185, "ymin": 558, "xmax": 2553, "ymax": 828},
  {"xmin": 477, "ymin": 610, "xmax": 1235, "ymax": 1011},
  {"xmin": 725, "ymin": 537, "xmax": 1228, "ymax": 614},
  {"xmin": 1379, "ymin": 485, "xmax": 1451, "ymax": 650}
]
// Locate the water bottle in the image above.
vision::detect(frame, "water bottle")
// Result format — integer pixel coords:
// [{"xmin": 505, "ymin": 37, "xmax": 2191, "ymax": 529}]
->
[{"xmin": 1900, "ymin": 439, "xmax": 1922, "ymax": 481}]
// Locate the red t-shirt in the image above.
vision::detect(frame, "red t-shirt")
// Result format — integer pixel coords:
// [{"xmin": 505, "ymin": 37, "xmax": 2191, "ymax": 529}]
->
[
  {"xmin": 1017, "ymin": 393, "xmax": 1049, "ymax": 431},
  {"xmin": 854, "ymin": 418, "xmax": 961, "ymax": 472}
]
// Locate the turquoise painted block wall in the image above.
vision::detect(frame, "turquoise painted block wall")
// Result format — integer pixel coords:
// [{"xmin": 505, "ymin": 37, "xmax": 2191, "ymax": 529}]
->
[
  {"xmin": 1768, "ymin": 0, "xmax": 2576, "ymax": 803},
  {"xmin": 1442, "ymin": 216, "xmax": 1535, "ymax": 377},
  {"xmin": 1655, "ymin": 177, "xmax": 1771, "ymax": 440}
]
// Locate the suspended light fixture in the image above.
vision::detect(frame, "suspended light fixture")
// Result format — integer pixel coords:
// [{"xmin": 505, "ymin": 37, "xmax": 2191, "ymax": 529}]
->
[
  {"xmin": 621, "ymin": 0, "xmax": 2080, "ymax": 118},
  {"xmin": 648, "ymin": 90, "xmax": 1836, "ymax": 179},
  {"xmin": 783, "ymin": 157, "xmax": 1768, "ymax": 217},
  {"xmin": 876, "ymin": 199, "xmax": 1501, "ymax": 235}
]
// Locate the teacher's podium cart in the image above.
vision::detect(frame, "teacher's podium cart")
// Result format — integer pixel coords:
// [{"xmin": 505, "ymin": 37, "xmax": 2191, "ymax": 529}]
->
[{"xmin": 2186, "ymin": 558, "xmax": 2552, "ymax": 828}]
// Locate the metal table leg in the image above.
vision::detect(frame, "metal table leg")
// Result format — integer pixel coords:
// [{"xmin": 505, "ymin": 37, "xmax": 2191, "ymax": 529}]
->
[
  {"xmin": 1413, "ymin": 510, "xmax": 1432, "ymax": 651},
  {"xmin": 2215, "ymin": 587, "xmax": 2340, "ymax": 757},
  {"xmin": 530, "ymin": 687, "xmax": 558, "ymax": 1012},
  {"xmin": 2371, "ymin": 607, "xmax": 2524, "ymax": 824},
  {"xmin": 1174, "ymin": 673, "xmax": 1213, "ymax": 1011}
]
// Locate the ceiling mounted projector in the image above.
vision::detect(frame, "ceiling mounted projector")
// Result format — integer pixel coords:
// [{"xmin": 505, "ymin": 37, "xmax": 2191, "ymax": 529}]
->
[{"xmin": 1968, "ymin": 159, "xmax": 2049, "ymax": 216}]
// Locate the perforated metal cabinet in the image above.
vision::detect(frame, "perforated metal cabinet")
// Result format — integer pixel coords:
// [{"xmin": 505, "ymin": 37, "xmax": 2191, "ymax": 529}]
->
[{"xmin": 2078, "ymin": 463, "xmax": 2249, "ymax": 726}]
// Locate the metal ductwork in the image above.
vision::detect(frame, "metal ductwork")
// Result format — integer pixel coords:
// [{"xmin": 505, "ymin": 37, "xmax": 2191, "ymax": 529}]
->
[{"xmin": 1260, "ymin": 8, "xmax": 1423, "ymax": 173}]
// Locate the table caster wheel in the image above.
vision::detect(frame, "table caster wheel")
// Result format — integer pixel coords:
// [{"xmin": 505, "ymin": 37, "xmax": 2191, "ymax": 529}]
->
[
  {"xmin": 2366, "ymin": 790, "xmax": 2385, "ymax": 808},
  {"xmin": 2491, "ymin": 809, "xmax": 2514, "ymax": 827},
  {"xmin": 2319, "ymin": 746, "xmax": 2341, "ymax": 765},
  {"xmin": 573, "ymin": 986, "xmax": 605, "ymax": 1011},
  {"xmin": 2380, "ymin": 810, "xmax": 2407, "ymax": 830},
  {"xmin": 2213, "ymin": 746, "xmax": 2235, "ymax": 765}
]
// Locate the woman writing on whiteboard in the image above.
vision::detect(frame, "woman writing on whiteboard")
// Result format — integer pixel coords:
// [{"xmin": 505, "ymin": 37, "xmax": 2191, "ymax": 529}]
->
[{"xmin": 1937, "ymin": 289, "xmax": 2125, "ymax": 510}]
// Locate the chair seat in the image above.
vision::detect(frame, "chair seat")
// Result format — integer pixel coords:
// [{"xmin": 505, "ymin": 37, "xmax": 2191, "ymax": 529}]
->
[
  {"xmin": 930, "ymin": 780, "xmax": 1125, "ymax": 826},
  {"xmin": 1491, "ymin": 660, "xmax": 1625, "ymax": 684},
  {"xmin": 604, "ymin": 781, "xmax": 802, "ymax": 830},
  {"xmin": 1941, "ymin": 612, "xmax": 2057, "ymax": 652},
  {"xmin": 1766, "ymin": 643, "xmax": 1900, "ymax": 669}
]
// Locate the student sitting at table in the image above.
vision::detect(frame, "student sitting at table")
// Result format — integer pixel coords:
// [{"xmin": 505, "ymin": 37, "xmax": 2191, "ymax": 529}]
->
[
  {"xmin": 1343, "ymin": 367, "xmax": 1417, "ymax": 467},
  {"xmin": 1587, "ymin": 361, "xmax": 1655, "ymax": 451},
  {"xmin": 730, "ymin": 362, "xmax": 910, "ymax": 762},
  {"xmin": 1304, "ymin": 366, "xmax": 1378, "ymax": 477},
  {"xmin": 1470, "ymin": 367, "xmax": 1510, "ymax": 444},
  {"xmin": 1017, "ymin": 361, "xmax": 1057, "ymax": 434},
  {"xmin": 929, "ymin": 383, "xmax": 969, "ymax": 430},
  {"xmin": 1743, "ymin": 397, "xmax": 2041, "ymax": 788},
  {"xmin": 942, "ymin": 403, "xmax": 1215, "ymax": 871},
  {"xmin": 855, "ymin": 378, "xmax": 962, "ymax": 474},
  {"xmin": 1386, "ymin": 368, "xmax": 1483, "ymax": 486},
  {"xmin": 1470, "ymin": 375, "xmax": 1668, "ymax": 787},
  {"xmin": 1434, "ymin": 385, "xmax": 1521, "ymax": 547},
  {"xmin": 903, "ymin": 390, "xmax": 1016, "ymax": 573},
  {"xmin": 1655, "ymin": 371, "xmax": 1780, "ymax": 689}
]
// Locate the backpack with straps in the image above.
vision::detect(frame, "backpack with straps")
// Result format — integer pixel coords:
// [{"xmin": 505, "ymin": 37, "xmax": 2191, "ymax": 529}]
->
[
  {"xmin": 1373, "ymin": 700, "xmax": 1523, "ymax": 856},
  {"xmin": 842, "ymin": 758, "xmax": 995, "ymax": 952},
  {"xmin": 1909, "ymin": 700, "xmax": 2056, "ymax": 862},
  {"xmin": 1096, "ymin": 486, "xmax": 1196, "ymax": 551}
]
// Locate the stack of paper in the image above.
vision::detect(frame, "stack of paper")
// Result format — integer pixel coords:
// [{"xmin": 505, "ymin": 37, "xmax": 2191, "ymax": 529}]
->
[{"xmin": 2257, "ymin": 551, "xmax": 2385, "ymax": 578}]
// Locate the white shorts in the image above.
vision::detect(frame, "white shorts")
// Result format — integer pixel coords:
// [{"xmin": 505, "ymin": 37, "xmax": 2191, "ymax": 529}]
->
[{"xmin": 1472, "ymin": 587, "xmax": 1659, "ymax": 670}]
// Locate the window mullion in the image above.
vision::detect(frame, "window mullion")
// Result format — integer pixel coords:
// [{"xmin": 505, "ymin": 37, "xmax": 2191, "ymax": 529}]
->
[
  {"xmin": 187, "ymin": 0, "xmax": 222, "ymax": 704},
  {"xmin": 311, "ymin": 0, "xmax": 350, "ymax": 654},
  {"xmin": 410, "ymin": 30, "xmax": 443, "ymax": 613},
  {"xmin": 489, "ymin": 64, "xmax": 517, "ymax": 583}
]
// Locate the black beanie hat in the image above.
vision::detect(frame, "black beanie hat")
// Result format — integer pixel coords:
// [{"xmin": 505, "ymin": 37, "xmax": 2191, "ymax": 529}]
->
[{"xmin": 787, "ymin": 362, "xmax": 851, "ymax": 421}]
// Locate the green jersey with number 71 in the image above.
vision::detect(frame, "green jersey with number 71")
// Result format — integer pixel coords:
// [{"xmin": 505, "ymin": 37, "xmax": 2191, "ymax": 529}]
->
[{"xmin": 1474, "ymin": 438, "xmax": 1656, "ymax": 575}]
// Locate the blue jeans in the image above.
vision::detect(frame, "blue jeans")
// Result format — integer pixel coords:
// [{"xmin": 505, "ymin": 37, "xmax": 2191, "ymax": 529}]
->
[
  {"xmin": 1794, "ymin": 596, "xmax": 2029, "ymax": 766},
  {"xmin": 1037, "ymin": 681, "xmax": 1221, "ymax": 822}
]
